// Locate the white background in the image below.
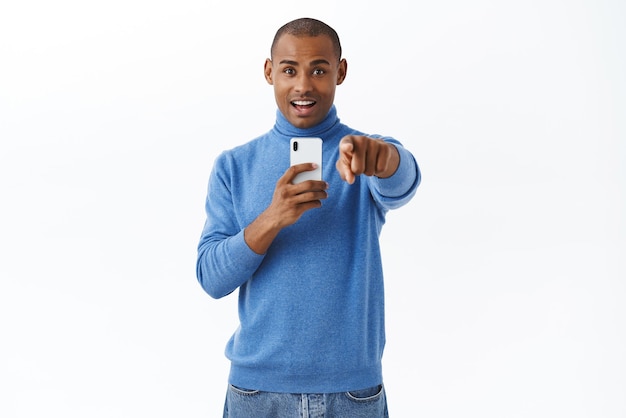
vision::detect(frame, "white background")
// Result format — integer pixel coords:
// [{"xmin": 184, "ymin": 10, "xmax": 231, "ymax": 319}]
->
[{"xmin": 1, "ymin": 0, "xmax": 624, "ymax": 417}]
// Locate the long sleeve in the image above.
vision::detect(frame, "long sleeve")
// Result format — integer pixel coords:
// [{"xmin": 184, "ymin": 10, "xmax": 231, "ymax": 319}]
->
[{"xmin": 196, "ymin": 153, "xmax": 265, "ymax": 299}]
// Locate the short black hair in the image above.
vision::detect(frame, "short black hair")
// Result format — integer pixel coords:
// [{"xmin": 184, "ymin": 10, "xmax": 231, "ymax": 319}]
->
[{"xmin": 271, "ymin": 17, "xmax": 342, "ymax": 62}]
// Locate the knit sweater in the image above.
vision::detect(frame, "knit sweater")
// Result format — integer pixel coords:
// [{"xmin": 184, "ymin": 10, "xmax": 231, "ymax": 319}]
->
[{"xmin": 196, "ymin": 106, "xmax": 420, "ymax": 393}]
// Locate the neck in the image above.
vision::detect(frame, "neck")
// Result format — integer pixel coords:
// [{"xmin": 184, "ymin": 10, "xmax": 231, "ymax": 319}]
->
[{"xmin": 273, "ymin": 106, "xmax": 340, "ymax": 138}]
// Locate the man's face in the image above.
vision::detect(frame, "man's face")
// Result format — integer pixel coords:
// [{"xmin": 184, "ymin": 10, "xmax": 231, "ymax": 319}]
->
[{"xmin": 264, "ymin": 34, "xmax": 347, "ymax": 129}]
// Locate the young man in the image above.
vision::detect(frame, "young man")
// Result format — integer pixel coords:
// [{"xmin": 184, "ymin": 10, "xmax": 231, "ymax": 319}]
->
[{"xmin": 196, "ymin": 17, "xmax": 421, "ymax": 417}]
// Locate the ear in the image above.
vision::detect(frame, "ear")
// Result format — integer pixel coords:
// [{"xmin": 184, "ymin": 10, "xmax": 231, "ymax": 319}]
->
[
  {"xmin": 264, "ymin": 59, "xmax": 274, "ymax": 85},
  {"xmin": 336, "ymin": 58, "xmax": 347, "ymax": 85}
]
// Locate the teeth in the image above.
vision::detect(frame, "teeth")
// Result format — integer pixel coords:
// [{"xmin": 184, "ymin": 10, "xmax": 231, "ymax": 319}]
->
[{"xmin": 292, "ymin": 100, "xmax": 315, "ymax": 106}]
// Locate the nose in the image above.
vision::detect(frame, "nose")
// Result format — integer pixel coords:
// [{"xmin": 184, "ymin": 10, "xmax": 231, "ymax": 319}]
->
[{"xmin": 294, "ymin": 73, "xmax": 313, "ymax": 93}]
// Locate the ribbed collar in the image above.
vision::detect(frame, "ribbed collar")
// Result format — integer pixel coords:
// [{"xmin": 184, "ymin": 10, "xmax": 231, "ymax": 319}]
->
[{"xmin": 272, "ymin": 105, "xmax": 341, "ymax": 139}]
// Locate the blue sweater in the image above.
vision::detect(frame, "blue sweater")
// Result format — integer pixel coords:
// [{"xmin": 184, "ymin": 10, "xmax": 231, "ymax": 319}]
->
[{"xmin": 196, "ymin": 106, "xmax": 420, "ymax": 393}]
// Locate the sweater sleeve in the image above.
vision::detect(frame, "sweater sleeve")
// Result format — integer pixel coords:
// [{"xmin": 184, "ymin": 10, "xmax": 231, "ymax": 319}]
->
[
  {"xmin": 369, "ymin": 138, "xmax": 421, "ymax": 210},
  {"xmin": 196, "ymin": 153, "xmax": 265, "ymax": 299}
]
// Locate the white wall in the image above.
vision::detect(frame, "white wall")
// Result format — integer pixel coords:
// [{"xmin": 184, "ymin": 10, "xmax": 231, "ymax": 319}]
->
[{"xmin": 1, "ymin": 1, "xmax": 624, "ymax": 417}]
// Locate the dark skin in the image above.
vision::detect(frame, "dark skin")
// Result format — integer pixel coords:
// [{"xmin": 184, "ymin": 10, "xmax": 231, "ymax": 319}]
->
[{"xmin": 244, "ymin": 34, "xmax": 400, "ymax": 254}]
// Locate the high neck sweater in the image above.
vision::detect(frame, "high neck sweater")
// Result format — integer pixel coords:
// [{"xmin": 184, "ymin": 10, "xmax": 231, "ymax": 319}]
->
[{"xmin": 196, "ymin": 106, "xmax": 420, "ymax": 393}]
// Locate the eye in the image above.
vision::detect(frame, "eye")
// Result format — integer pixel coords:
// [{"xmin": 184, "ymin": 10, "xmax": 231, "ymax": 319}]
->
[
  {"xmin": 313, "ymin": 68, "xmax": 325, "ymax": 76},
  {"xmin": 283, "ymin": 67, "xmax": 295, "ymax": 75}
]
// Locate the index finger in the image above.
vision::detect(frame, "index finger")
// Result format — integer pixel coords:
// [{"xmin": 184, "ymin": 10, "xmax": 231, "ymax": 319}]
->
[
  {"xmin": 285, "ymin": 162, "xmax": 321, "ymax": 185},
  {"xmin": 339, "ymin": 136, "xmax": 355, "ymax": 157}
]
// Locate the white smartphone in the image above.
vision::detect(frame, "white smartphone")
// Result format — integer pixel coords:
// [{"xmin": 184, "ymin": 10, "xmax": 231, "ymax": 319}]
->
[{"xmin": 290, "ymin": 137, "xmax": 322, "ymax": 184}]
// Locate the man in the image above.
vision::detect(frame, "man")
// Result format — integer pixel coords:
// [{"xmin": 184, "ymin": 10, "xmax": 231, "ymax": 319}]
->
[{"xmin": 197, "ymin": 17, "xmax": 421, "ymax": 417}]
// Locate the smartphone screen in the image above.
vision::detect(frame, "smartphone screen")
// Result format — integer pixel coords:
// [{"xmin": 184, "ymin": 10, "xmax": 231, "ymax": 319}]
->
[{"xmin": 290, "ymin": 137, "xmax": 322, "ymax": 184}]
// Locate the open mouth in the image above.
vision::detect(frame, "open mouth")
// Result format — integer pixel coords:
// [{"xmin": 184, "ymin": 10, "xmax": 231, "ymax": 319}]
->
[{"xmin": 291, "ymin": 100, "xmax": 316, "ymax": 110}]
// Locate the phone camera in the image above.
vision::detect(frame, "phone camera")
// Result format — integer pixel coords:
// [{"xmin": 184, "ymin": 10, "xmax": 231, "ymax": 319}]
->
[{"xmin": 293, "ymin": 141, "xmax": 298, "ymax": 151}]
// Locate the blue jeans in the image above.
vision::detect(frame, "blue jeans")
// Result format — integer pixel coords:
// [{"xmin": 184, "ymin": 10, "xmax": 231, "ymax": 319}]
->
[{"xmin": 223, "ymin": 384, "xmax": 389, "ymax": 417}]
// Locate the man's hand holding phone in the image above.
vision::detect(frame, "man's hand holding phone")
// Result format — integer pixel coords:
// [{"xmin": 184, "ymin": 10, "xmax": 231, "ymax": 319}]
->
[
  {"xmin": 272, "ymin": 162, "xmax": 329, "ymax": 226},
  {"xmin": 244, "ymin": 163, "xmax": 328, "ymax": 255}
]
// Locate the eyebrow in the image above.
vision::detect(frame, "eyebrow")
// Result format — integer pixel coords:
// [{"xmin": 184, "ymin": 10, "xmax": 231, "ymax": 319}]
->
[{"xmin": 278, "ymin": 59, "xmax": 332, "ymax": 66}]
